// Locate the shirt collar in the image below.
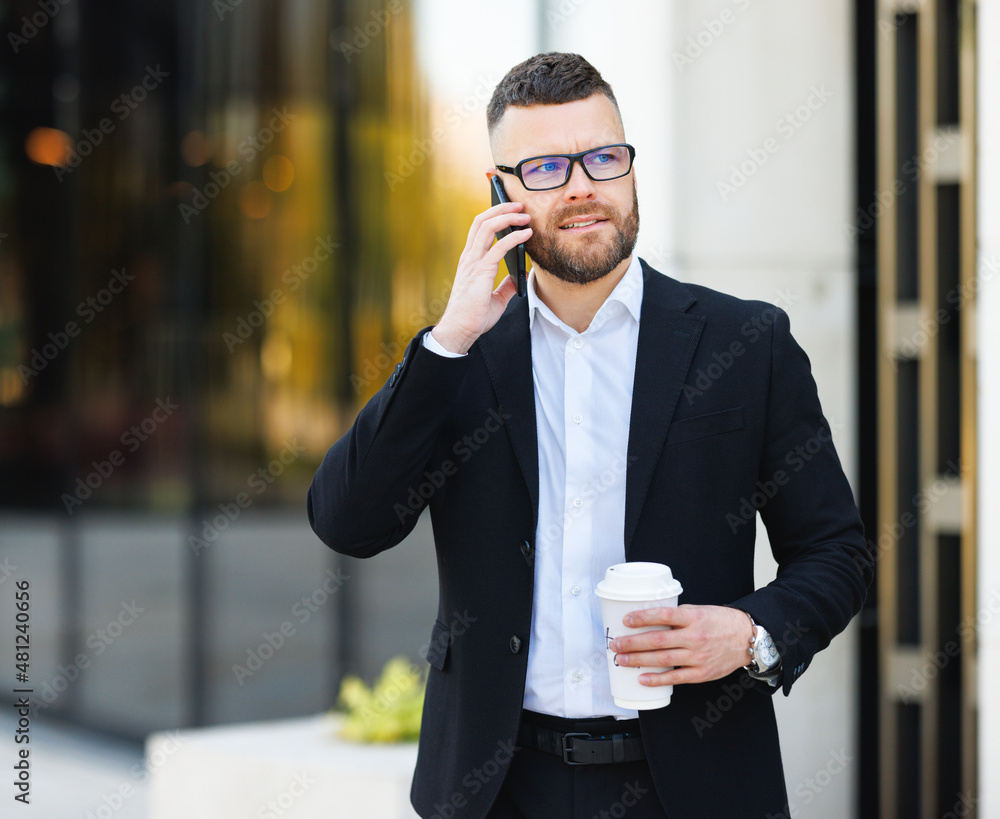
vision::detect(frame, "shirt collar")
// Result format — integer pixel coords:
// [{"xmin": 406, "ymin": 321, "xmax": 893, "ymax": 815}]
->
[{"xmin": 527, "ymin": 254, "xmax": 643, "ymax": 334}]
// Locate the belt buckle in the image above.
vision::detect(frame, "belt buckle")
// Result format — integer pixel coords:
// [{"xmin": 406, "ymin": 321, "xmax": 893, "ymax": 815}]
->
[{"xmin": 561, "ymin": 732, "xmax": 592, "ymax": 765}]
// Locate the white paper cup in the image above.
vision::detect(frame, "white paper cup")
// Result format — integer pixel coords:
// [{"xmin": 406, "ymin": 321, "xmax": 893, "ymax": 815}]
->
[{"xmin": 595, "ymin": 562, "xmax": 683, "ymax": 710}]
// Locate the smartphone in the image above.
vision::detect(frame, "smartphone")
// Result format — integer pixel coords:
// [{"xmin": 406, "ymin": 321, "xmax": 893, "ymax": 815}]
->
[{"xmin": 489, "ymin": 175, "xmax": 528, "ymax": 297}]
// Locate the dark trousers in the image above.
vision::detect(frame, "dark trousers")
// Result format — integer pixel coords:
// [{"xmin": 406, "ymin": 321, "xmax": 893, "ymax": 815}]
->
[{"xmin": 486, "ymin": 711, "xmax": 670, "ymax": 819}]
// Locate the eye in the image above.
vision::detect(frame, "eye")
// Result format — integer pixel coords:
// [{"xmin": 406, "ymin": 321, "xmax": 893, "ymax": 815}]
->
[{"xmin": 523, "ymin": 158, "xmax": 564, "ymax": 179}]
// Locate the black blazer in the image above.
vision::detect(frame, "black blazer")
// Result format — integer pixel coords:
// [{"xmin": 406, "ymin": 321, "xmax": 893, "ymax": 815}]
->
[{"xmin": 308, "ymin": 260, "xmax": 872, "ymax": 819}]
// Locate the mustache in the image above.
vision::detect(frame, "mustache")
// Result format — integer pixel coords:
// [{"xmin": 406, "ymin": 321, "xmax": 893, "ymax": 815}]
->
[{"xmin": 548, "ymin": 203, "xmax": 617, "ymax": 227}]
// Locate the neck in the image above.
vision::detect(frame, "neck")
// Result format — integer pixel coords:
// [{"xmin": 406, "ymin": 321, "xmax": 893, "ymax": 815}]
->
[{"xmin": 532, "ymin": 255, "xmax": 632, "ymax": 333}]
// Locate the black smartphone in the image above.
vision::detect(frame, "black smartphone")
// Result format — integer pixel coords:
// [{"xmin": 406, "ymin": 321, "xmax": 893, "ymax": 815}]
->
[{"xmin": 489, "ymin": 175, "xmax": 528, "ymax": 297}]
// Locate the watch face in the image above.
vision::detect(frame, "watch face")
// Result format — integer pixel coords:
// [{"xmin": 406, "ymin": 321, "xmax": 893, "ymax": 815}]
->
[{"xmin": 758, "ymin": 631, "xmax": 779, "ymax": 667}]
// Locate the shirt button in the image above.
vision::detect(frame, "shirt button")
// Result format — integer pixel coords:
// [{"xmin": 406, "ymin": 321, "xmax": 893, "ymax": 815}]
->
[
  {"xmin": 572, "ymin": 497, "xmax": 583, "ymax": 508},
  {"xmin": 572, "ymin": 338, "xmax": 584, "ymax": 350},
  {"xmin": 570, "ymin": 585, "xmax": 581, "ymax": 597},
  {"xmin": 572, "ymin": 414, "xmax": 583, "ymax": 424},
  {"xmin": 571, "ymin": 670, "xmax": 583, "ymax": 682},
  {"xmin": 509, "ymin": 636, "xmax": 522, "ymax": 654}
]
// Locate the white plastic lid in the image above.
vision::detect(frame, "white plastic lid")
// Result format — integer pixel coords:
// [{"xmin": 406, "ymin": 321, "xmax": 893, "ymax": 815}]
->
[{"xmin": 595, "ymin": 562, "xmax": 683, "ymax": 602}]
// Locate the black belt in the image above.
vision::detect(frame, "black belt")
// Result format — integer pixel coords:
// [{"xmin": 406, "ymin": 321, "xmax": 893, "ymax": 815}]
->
[{"xmin": 517, "ymin": 712, "xmax": 646, "ymax": 765}]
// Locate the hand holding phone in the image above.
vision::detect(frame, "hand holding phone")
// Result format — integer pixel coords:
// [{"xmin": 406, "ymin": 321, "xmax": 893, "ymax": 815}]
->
[{"xmin": 489, "ymin": 175, "xmax": 528, "ymax": 297}]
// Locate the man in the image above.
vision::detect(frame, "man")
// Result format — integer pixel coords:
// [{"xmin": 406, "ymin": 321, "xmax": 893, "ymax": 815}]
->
[{"xmin": 308, "ymin": 53, "xmax": 871, "ymax": 819}]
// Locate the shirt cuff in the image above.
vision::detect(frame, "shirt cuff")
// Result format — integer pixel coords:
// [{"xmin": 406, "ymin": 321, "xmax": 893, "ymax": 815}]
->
[{"xmin": 423, "ymin": 329, "xmax": 468, "ymax": 358}]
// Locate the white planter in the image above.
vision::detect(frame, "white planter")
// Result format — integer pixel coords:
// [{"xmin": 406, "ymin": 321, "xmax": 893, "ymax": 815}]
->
[{"xmin": 146, "ymin": 714, "xmax": 420, "ymax": 818}]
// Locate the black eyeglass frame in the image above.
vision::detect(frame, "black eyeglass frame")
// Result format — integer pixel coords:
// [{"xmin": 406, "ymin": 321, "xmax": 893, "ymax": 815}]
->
[{"xmin": 495, "ymin": 143, "xmax": 636, "ymax": 191}]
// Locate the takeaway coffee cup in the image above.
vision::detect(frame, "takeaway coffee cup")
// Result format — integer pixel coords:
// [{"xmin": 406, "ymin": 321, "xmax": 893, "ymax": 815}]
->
[{"xmin": 595, "ymin": 562, "xmax": 684, "ymax": 710}]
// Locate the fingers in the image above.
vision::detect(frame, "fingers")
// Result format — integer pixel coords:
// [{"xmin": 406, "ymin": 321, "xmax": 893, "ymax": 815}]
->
[
  {"xmin": 610, "ymin": 604, "xmax": 749, "ymax": 685},
  {"xmin": 623, "ymin": 604, "xmax": 693, "ymax": 629},
  {"xmin": 493, "ymin": 274, "xmax": 518, "ymax": 302},
  {"xmin": 464, "ymin": 202, "xmax": 526, "ymax": 252},
  {"xmin": 484, "ymin": 225, "xmax": 532, "ymax": 265}
]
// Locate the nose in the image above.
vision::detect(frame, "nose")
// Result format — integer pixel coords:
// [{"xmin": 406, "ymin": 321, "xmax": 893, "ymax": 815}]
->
[{"xmin": 562, "ymin": 159, "xmax": 598, "ymax": 201}]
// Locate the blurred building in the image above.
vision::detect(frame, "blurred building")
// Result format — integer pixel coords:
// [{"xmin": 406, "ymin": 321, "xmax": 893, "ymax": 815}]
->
[{"xmin": 0, "ymin": 1, "xmax": 996, "ymax": 818}]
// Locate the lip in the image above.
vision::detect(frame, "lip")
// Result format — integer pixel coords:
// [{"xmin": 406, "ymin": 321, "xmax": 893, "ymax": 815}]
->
[{"xmin": 558, "ymin": 217, "xmax": 609, "ymax": 231}]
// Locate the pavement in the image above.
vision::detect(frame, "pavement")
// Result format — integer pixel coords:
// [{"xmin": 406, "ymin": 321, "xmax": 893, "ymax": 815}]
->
[{"xmin": 0, "ymin": 711, "xmax": 147, "ymax": 818}]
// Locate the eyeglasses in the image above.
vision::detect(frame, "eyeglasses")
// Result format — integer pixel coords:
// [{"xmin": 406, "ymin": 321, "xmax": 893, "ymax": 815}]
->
[{"xmin": 495, "ymin": 143, "xmax": 636, "ymax": 191}]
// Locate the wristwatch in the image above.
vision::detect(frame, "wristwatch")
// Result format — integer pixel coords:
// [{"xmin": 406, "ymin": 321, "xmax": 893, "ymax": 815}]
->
[{"xmin": 741, "ymin": 611, "xmax": 781, "ymax": 679}]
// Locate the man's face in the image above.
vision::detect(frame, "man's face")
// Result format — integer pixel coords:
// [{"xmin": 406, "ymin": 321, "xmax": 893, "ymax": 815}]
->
[{"xmin": 490, "ymin": 94, "xmax": 639, "ymax": 286}]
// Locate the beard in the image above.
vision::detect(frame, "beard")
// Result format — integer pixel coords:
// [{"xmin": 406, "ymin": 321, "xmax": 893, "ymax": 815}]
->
[{"xmin": 524, "ymin": 183, "xmax": 639, "ymax": 286}]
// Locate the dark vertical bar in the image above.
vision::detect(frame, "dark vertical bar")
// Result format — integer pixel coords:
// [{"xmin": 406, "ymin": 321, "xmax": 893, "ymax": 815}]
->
[
  {"xmin": 176, "ymin": 0, "xmax": 208, "ymax": 727},
  {"xmin": 897, "ymin": 360, "xmax": 921, "ymax": 645},
  {"xmin": 898, "ymin": 702, "xmax": 922, "ymax": 817},
  {"xmin": 896, "ymin": 14, "xmax": 920, "ymax": 302},
  {"xmin": 936, "ymin": 0, "xmax": 961, "ymax": 125},
  {"xmin": 936, "ymin": 533, "xmax": 963, "ymax": 815},
  {"xmin": 55, "ymin": 0, "xmax": 84, "ymax": 724},
  {"xmin": 330, "ymin": 0, "xmax": 357, "ymax": 684},
  {"xmin": 936, "ymin": 184, "xmax": 961, "ymax": 474},
  {"xmin": 854, "ymin": 0, "xmax": 880, "ymax": 813}
]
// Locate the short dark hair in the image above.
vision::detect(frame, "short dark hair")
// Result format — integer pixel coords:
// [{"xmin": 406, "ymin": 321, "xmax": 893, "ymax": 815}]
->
[{"xmin": 486, "ymin": 52, "xmax": 620, "ymax": 136}]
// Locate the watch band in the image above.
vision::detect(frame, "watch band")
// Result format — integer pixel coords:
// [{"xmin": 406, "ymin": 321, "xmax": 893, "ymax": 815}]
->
[{"xmin": 738, "ymin": 610, "xmax": 781, "ymax": 677}]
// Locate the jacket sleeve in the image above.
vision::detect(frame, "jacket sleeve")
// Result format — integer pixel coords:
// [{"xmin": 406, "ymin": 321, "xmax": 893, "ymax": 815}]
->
[
  {"xmin": 307, "ymin": 328, "xmax": 471, "ymax": 558},
  {"xmin": 728, "ymin": 307, "xmax": 873, "ymax": 695}
]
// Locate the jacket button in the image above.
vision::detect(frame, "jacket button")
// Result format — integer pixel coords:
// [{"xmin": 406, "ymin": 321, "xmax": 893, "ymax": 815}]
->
[
  {"xmin": 509, "ymin": 636, "xmax": 522, "ymax": 654},
  {"xmin": 520, "ymin": 540, "xmax": 533, "ymax": 565}
]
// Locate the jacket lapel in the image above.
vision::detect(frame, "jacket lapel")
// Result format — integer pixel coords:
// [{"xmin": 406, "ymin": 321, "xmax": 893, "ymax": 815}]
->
[
  {"xmin": 477, "ymin": 296, "xmax": 540, "ymax": 526},
  {"xmin": 624, "ymin": 261, "xmax": 705, "ymax": 554}
]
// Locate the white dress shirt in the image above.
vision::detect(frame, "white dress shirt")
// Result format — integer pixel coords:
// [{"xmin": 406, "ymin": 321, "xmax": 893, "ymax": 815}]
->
[{"xmin": 423, "ymin": 255, "xmax": 644, "ymax": 719}]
